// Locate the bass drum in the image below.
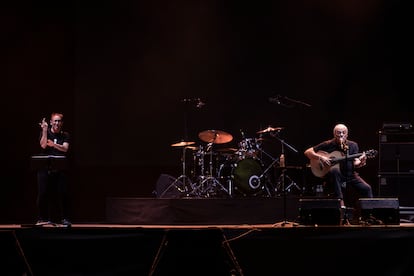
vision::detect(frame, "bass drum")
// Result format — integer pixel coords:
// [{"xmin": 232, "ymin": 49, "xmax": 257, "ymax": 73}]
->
[{"xmin": 219, "ymin": 158, "xmax": 264, "ymax": 195}]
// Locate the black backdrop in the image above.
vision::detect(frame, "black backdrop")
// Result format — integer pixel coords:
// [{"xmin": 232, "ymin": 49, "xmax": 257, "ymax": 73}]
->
[{"xmin": 1, "ymin": 0, "xmax": 412, "ymax": 223}]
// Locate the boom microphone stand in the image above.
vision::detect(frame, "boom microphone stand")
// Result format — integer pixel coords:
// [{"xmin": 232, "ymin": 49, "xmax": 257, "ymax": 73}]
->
[
  {"xmin": 271, "ymin": 133, "xmax": 299, "ymax": 227},
  {"xmin": 255, "ymin": 145, "xmax": 279, "ymax": 197},
  {"xmin": 160, "ymin": 98, "xmax": 204, "ymax": 198}
]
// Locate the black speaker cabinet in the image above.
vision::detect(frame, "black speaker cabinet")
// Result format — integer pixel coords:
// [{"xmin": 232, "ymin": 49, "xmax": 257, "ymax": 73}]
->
[
  {"xmin": 378, "ymin": 175, "xmax": 414, "ymax": 206},
  {"xmin": 298, "ymin": 198, "xmax": 342, "ymax": 225},
  {"xmin": 358, "ymin": 198, "xmax": 400, "ymax": 225},
  {"xmin": 379, "ymin": 143, "xmax": 414, "ymax": 173}
]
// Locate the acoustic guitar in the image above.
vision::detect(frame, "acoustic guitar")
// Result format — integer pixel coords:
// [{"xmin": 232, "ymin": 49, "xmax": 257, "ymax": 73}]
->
[{"xmin": 310, "ymin": 149, "xmax": 377, "ymax": 178}]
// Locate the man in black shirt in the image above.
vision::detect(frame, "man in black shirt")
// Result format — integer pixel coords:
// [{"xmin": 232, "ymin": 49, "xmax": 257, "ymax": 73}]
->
[
  {"xmin": 36, "ymin": 112, "xmax": 71, "ymax": 226},
  {"xmin": 304, "ymin": 123, "xmax": 373, "ymax": 208}
]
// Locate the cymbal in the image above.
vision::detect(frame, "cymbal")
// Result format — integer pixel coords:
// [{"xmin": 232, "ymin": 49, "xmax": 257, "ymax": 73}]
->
[
  {"xmin": 257, "ymin": 126, "xmax": 283, "ymax": 134},
  {"xmin": 171, "ymin": 141, "xmax": 196, "ymax": 147},
  {"xmin": 198, "ymin": 129, "xmax": 233, "ymax": 144}
]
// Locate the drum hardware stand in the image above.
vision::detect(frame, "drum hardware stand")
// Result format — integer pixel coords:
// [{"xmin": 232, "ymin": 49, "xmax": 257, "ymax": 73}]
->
[
  {"xmin": 162, "ymin": 98, "xmax": 204, "ymax": 198},
  {"xmin": 271, "ymin": 133, "xmax": 300, "ymax": 227},
  {"xmin": 189, "ymin": 145, "xmax": 206, "ymax": 196},
  {"xmin": 196, "ymin": 129, "xmax": 234, "ymax": 197},
  {"xmin": 197, "ymin": 142, "xmax": 229, "ymax": 197},
  {"xmin": 217, "ymin": 161, "xmax": 235, "ymax": 198},
  {"xmin": 160, "ymin": 145, "xmax": 194, "ymax": 198}
]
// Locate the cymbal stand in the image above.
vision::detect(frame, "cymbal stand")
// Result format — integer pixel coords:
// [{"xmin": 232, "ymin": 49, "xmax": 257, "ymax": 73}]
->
[
  {"xmin": 197, "ymin": 142, "xmax": 229, "ymax": 197},
  {"xmin": 161, "ymin": 98, "xmax": 201, "ymax": 198},
  {"xmin": 160, "ymin": 146, "xmax": 193, "ymax": 198},
  {"xmin": 189, "ymin": 146, "xmax": 206, "ymax": 197}
]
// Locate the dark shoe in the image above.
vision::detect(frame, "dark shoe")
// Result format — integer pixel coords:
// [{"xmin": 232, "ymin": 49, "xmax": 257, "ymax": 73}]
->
[
  {"xmin": 61, "ymin": 219, "xmax": 72, "ymax": 227},
  {"xmin": 35, "ymin": 219, "xmax": 52, "ymax": 226}
]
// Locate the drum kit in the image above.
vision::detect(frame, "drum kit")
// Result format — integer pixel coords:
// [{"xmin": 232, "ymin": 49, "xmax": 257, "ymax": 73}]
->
[{"xmin": 164, "ymin": 126, "xmax": 304, "ymax": 198}]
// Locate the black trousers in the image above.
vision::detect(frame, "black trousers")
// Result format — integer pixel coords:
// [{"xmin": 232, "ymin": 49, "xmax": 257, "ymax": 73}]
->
[
  {"xmin": 37, "ymin": 169, "xmax": 70, "ymax": 222},
  {"xmin": 327, "ymin": 167, "xmax": 373, "ymax": 205}
]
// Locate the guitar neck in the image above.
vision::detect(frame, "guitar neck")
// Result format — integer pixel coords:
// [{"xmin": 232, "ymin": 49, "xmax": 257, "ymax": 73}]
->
[
  {"xmin": 335, "ymin": 152, "xmax": 362, "ymax": 162},
  {"xmin": 311, "ymin": 149, "xmax": 376, "ymax": 178},
  {"xmin": 346, "ymin": 152, "xmax": 362, "ymax": 158}
]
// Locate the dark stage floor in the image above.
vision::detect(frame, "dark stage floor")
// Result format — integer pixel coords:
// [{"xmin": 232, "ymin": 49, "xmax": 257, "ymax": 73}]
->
[
  {"xmin": 2, "ymin": 222, "xmax": 414, "ymax": 276},
  {"xmin": 2, "ymin": 195, "xmax": 414, "ymax": 276}
]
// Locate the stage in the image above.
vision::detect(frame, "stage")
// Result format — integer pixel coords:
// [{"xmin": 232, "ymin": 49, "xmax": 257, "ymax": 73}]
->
[
  {"xmin": 2, "ymin": 197, "xmax": 414, "ymax": 276},
  {"xmin": 105, "ymin": 196, "xmax": 302, "ymax": 225},
  {"xmin": 2, "ymin": 223, "xmax": 414, "ymax": 276}
]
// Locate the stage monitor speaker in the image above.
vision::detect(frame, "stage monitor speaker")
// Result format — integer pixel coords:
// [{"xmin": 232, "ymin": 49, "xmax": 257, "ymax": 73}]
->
[
  {"xmin": 298, "ymin": 198, "xmax": 342, "ymax": 225},
  {"xmin": 358, "ymin": 198, "xmax": 400, "ymax": 225},
  {"xmin": 154, "ymin": 174, "xmax": 183, "ymax": 198}
]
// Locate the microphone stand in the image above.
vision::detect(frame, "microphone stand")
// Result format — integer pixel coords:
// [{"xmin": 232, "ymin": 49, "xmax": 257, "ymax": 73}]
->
[
  {"xmin": 341, "ymin": 141, "xmax": 350, "ymax": 224},
  {"xmin": 269, "ymin": 95, "xmax": 312, "ymax": 108},
  {"xmin": 271, "ymin": 133, "xmax": 299, "ymax": 227},
  {"xmin": 255, "ymin": 145, "xmax": 279, "ymax": 197},
  {"xmin": 281, "ymin": 95, "xmax": 312, "ymax": 107}
]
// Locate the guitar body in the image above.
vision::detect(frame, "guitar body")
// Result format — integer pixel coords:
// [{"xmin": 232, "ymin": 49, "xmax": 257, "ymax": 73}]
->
[
  {"xmin": 309, "ymin": 149, "xmax": 377, "ymax": 178},
  {"xmin": 310, "ymin": 151, "xmax": 343, "ymax": 178}
]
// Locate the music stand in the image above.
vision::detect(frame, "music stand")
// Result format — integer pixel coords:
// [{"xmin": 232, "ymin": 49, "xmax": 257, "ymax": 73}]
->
[{"xmin": 30, "ymin": 155, "xmax": 68, "ymax": 171}]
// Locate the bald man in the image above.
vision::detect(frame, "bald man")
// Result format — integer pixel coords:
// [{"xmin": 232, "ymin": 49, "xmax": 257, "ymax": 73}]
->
[{"xmin": 304, "ymin": 123, "xmax": 373, "ymax": 209}]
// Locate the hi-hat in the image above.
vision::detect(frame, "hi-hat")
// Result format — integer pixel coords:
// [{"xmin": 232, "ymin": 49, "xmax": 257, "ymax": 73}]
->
[
  {"xmin": 185, "ymin": 146, "xmax": 199, "ymax": 151},
  {"xmin": 198, "ymin": 130, "xmax": 233, "ymax": 144},
  {"xmin": 171, "ymin": 141, "xmax": 196, "ymax": 147},
  {"xmin": 257, "ymin": 126, "xmax": 283, "ymax": 134}
]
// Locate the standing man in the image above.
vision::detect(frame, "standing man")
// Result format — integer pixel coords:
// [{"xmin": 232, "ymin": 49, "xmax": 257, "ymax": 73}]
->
[
  {"xmin": 304, "ymin": 123, "xmax": 373, "ymax": 208},
  {"xmin": 36, "ymin": 112, "xmax": 72, "ymax": 226}
]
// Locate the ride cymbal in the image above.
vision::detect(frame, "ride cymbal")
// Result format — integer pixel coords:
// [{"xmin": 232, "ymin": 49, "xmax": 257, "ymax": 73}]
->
[
  {"xmin": 257, "ymin": 126, "xmax": 283, "ymax": 134},
  {"xmin": 171, "ymin": 141, "xmax": 196, "ymax": 147},
  {"xmin": 198, "ymin": 129, "xmax": 233, "ymax": 144}
]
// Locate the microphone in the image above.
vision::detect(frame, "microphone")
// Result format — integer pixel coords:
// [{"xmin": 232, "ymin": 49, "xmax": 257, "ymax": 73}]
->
[
  {"xmin": 268, "ymin": 95, "xmax": 281, "ymax": 104},
  {"xmin": 340, "ymin": 138, "xmax": 348, "ymax": 151},
  {"xmin": 196, "ymin": 98, "xmax": 205, "ymax": 108},
  {"xmin": 182, "ymin": 98, "xmax": 205, "ymax": 108}
]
